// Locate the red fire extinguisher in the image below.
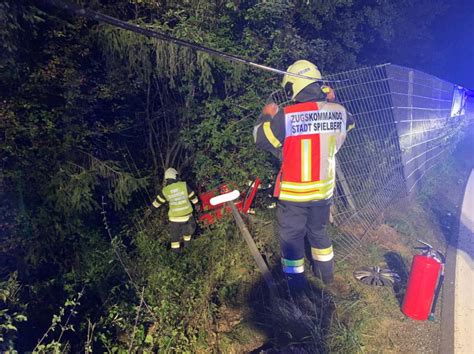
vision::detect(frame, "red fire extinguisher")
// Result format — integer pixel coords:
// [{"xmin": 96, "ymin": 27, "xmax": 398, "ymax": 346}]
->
[{"xmin": 402, "ymin": 240, "xmax": 445, "ymax": 321}]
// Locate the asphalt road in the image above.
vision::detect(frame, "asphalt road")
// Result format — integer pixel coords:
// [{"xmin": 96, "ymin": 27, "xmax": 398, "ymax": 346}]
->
[{"xmin": 453, "ymin": 169, "xmax": 474, "ymax": 353}]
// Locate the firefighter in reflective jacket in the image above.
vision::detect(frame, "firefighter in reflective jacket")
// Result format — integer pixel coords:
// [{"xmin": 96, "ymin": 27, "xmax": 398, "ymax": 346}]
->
[
  {"xmin": 253, "ymin": 60, "xmax": 355, "ymax": 290},
  {"xmin": 151, "ymin": 168, "xmax": 199, "ymax": 253}
]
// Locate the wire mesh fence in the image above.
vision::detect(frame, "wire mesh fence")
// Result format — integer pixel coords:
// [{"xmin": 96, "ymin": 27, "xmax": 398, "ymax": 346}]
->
[
  {"xmin": 270, "ymin": 63, "xmax": 473, "ymax": 260},
  {"xmin": 387, "ymin": 65, "xmax": 472, "ymax": 193},
  {"xmin": 325, "ymin": 64, "xmax": 406, "ymax": 258}
]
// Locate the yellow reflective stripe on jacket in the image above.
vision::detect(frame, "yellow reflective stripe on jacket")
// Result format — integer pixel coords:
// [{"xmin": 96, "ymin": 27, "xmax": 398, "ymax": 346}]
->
[
  {"xmin": 281, "ymin": 178, "xmax": 334, "ymax": 191},
  {"xmin": 311, "ymin": 246, "xmax": 334, "ymax": 262},
  {"xmin": 327, "ymin": 136, "xmax": 336, "ymax": 179},
  {"xmin": 169, "ymin": 214, "xmax": 192, "ymax": 222},
  {"xmin": 173, "ymin": 205, "xmax": 192, "ymax": 212},
  {"xmin": 152, "ymin": 200, "xmax": 161, "ymax": 208},
  {"xmin": 301, "ymin": 139, "xmax": 312, "ymax": 182},
  {"xmin": 263, "ymin": 122, "xmax": 281, "ymax": 148},
  {"xmin": 157, "ymin": 195, "xmax": 166, "ymax": 203},
  {"xmin": 279, "ymin": 189, "xmax": 334, "ymax": 202},
  {"xmin": 188, "ymin": 190, "xmax": 199, "ymax": 204},
  {"xmin": 279, "ymin": 175, "xmax": 335, "ymax": 201},
  {"xmin": 171, "ymin": 242, "xmax": 180, "ymax": 249},
  {"xmin": 328, "ymin": 136, "xmax": 336, "ymax": 158},
  {"xmin": 183, "ymin": 235, "xmax": 191, "ymax": 241}
]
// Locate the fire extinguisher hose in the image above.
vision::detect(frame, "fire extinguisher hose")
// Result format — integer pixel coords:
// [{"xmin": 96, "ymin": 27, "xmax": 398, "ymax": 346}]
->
[{"xmin": 429, "ymin": 254, "xmax": 446, "ymax": 321}]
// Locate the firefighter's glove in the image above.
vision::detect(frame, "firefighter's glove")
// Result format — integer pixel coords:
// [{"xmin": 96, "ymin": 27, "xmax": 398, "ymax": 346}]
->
[
  {"xmin": 262, "ymin": 102, "xmax": 279, "ymax": 118},
  {"xmin": 321, "ymin": 86, "xmax": 335, "ymax": 102}
]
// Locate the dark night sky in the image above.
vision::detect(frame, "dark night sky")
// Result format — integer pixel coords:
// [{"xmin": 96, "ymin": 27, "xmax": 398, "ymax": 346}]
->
[{"xmin": 429, "ymin": 0, "xmax": 474, "ymax": 88}]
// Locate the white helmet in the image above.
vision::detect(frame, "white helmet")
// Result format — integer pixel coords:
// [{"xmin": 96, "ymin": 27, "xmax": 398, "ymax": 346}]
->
[{"xmin": 164, "ymin": 168, "xmax": 178, "ymax": 180}]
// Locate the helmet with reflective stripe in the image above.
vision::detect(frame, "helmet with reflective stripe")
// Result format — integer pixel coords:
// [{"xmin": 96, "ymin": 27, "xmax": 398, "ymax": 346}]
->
[
  {"xmin": 281, "ymin": 60, "xmax": 322, "ymax": 100},
  {"xmin": 164, "ymin": 167, "xmax": 178, "ymax": 180}
]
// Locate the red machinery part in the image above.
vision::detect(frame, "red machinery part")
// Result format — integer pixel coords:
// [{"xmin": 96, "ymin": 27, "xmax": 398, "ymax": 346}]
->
[
  {"xmin": 402, "ymin": 254, "xmax": 442, "ymax": 320},
  {"xmin": 242, "ymin": 178, "xmax": 261, "ymax": 213},
  {"xmin": 198, "ymin": 178, "xmax": 260, "ymax": 226}
]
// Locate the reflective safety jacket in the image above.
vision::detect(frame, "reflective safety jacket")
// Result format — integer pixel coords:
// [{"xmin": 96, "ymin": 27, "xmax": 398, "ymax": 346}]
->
[
  {"xmin": 152, "ymin": 180, "xmax": 199, "ymax": 222},
  {"xmin": 254, "ymin": 90, "xmax": 354, "ymax": 203}
]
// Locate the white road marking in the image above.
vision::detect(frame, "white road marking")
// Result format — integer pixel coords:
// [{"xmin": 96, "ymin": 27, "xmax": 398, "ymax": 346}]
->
[{"xmin": 454, "ymin": 169, "xmax": 474, "ymax": 354}]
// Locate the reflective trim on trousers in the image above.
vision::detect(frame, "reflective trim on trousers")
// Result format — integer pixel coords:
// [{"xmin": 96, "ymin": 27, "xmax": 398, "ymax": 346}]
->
[
  {"xmin": 282, "ymin": 258, "xmax": 304, "ymax": 267},
  {"xmin": 282, "ymin": 265, "xmax": 305, "ymax": 274},
  {"xmin": 282, "ymin": 258, "xmax": 305, "ymax": 273},
  {"xmin": 311, "ymin": 246, "xmax": 334, "ymax": 262}
]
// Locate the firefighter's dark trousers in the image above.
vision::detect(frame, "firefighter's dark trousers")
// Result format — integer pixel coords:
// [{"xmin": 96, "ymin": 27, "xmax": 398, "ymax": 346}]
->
[
  {"xmin": 169, "ymin": 216, "xmax": 196, "ymax": 253},
  {"xmin": 276, "ymin": 200, "xmax": 334, "ymax": 286}
]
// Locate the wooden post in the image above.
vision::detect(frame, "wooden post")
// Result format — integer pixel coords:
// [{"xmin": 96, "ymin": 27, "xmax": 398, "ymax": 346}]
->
[{"xmin": 228, "ymin": 202, "xmax": 276, "ymax": 295}]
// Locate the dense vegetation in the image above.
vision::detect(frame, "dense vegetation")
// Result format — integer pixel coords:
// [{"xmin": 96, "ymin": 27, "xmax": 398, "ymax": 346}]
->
[{"xmin": 0, "ymin": 0, "xmax": 453, "ymax": 351}]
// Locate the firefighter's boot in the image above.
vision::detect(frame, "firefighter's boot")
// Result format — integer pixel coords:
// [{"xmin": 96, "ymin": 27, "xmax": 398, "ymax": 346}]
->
[
  {"xmin": 183, "ymin": 235, "xmax": 192, "ymax": 248},
  {"xmin": 312, "ymin": 259, "xmax": 334, "ymax": 285},
  {"xmin": 171, "ymin": 241, "xmax": 182, "ymax": 254},
  {"xmin": 286, "ymin": 273, "xmax": 309, "ymax": 297}
]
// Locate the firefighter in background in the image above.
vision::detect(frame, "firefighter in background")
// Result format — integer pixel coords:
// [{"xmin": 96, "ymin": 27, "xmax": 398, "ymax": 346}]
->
[
  {"xmin": 149, "ymin": 168, "xmax": 200, "ymax": 253},
  {"xmin": 253, "ymin": 60, "xmax": 355, "ymax": 291}
]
